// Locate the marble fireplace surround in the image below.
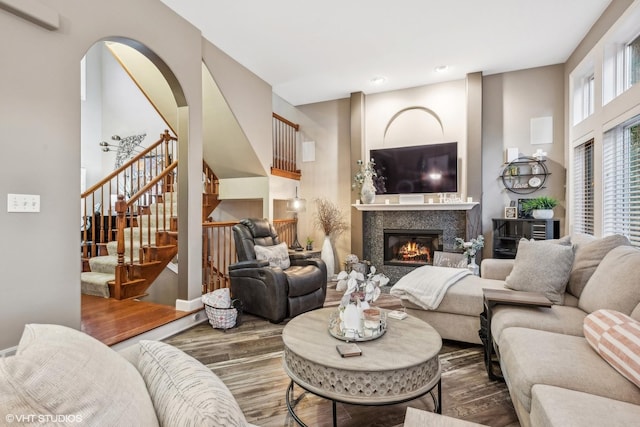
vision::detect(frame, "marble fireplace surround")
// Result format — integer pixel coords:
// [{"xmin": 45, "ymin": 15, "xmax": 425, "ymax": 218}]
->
[{"xmin": 356, "ymin": 203, "xmax": 481, "ymax": 284}]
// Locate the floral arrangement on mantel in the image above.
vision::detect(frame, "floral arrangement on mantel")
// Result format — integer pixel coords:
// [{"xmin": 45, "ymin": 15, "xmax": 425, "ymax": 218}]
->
[
  {"xmin": 336, "ymin": 264, "xmax": 390, "ymax": 309},
  {"xmin": 454, "ymin": 235, "xmax": 485, "ymax": 259},
  {"xmin": 352, "ymin": 159, "xmax": 387, "ymax": 193},
  {"xmin": 314, "ymin": 198, "xmax": 348, "ymax": 238}
]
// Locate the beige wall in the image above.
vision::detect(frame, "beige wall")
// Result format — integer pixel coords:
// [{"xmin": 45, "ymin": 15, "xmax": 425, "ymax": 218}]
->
[
  {"xmin": 273, "ymin": 97, "xmax": 352, "ymax": 274},
  {"xmin": 0, "ymin": 0, "xmax": 200, "ymax": 349},
  {"xmin": 482, "ymin": 64, "xmax": 567, "ymax": 256}
]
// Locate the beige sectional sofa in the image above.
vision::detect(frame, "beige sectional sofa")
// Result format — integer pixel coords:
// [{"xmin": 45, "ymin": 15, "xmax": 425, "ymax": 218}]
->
[{"xmin": 394, "ymin": 234, "xmax": 640, "ymax": 427}]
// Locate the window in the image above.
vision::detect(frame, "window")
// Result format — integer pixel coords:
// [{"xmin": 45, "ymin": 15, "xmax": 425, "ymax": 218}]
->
[
  {"xmin": 628, "ymin": 32, "xmax": 640, "ymax": 88},
  {"xmin": 572, "ymin": 69, "xmax": 594, "ymax": 124},
  {"xmin": 573, "ymin": 139, "xmax": 594, "ymax": 235},
  {"xmin": 603, "ymin": 116, "xmax": 640, "ymax": 246},
  {"xmin": 604, "ymin": 30, "xmax": 640, "ymax": 103}
]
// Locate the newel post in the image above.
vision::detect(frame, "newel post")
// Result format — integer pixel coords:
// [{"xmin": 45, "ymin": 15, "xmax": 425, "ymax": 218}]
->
[{"xmin": 114, "ymin": 194, "xmax": 127, "ymax": 299}]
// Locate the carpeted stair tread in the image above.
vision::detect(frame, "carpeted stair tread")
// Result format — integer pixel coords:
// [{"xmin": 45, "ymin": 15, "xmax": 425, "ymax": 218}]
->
[
  {"xmin": 80, "ymin": 271, "xmax": 112, "ymax": 298},
  {"xmin": 88, "ymin": 256, "xmax": 118, "ymax": 274}
]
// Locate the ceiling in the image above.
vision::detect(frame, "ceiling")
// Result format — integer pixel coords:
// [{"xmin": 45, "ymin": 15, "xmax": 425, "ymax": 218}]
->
[{"xmin": 160, "ymin": 0, "xmax": 612, "ymax": 106}]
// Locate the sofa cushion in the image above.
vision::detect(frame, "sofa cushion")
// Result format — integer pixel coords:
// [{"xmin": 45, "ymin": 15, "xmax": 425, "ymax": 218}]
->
[
  {"xmin": 530, "ymin": 384, "xmax": 640, "ymax": 427},
  {"xmin": 567, "ymin": 234, "xmax": 630, "ymax": 298},
  {"xmin": 402, "ymin": 275, "xmax": 505, "ymax": 317},
  {"xmin": 0, "ymin": 324, "xmax": 158, "ymax": 426},
  {"xmin": 254, "ymin": 242, "xmax": 290, "ymax": 269},
  {"xmin": 137, "ymin": 340, "xmax": 248, "ymax": 427},
  {"xmin": 498, "ymin": 327, "xmax": 640, "ymax": 413},
  {"xmin": 504, "ymin": 239, "xmax": 575, "ymax": 304},
  {"xmin": 491, "ymin": 305, "xmax": 587, "ymax": 344},
  {"xmin": 584, "ymin": 310, "xmax": 640, "ymax": 388},
  {"xmin": 579, "ymin": 245, "xmax": 640, "ymax": 315}
]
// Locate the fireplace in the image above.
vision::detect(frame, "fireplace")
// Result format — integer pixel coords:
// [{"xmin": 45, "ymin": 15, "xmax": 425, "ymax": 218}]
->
[{"xmin": 383, "ymin": 229, "xmax": 443, "ymax": 266}]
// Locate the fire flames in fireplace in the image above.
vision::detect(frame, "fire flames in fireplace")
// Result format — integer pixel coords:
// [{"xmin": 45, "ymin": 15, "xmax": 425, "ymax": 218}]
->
[
  {"xmin": 384, "ymin": 229, "xmax": 443, "ymax": 266},
  {"xmin": 398, "ymin": 241, "xmax": 431, "ymax": 263}
]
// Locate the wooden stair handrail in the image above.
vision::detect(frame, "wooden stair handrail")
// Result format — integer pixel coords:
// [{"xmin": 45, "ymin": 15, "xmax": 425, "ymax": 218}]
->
[
  {"xmin": 81, "ymin": 130, "xmax": 176, "ymax": 198},
  {"xmin": 124, "ymin": 161, "xmax": 178, "ymax": 207}
]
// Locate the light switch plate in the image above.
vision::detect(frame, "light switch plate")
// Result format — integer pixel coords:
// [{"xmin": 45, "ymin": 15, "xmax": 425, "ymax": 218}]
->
[{"xmin": 7, "ymin": 194, "xmax": 40, "ymax": 213}]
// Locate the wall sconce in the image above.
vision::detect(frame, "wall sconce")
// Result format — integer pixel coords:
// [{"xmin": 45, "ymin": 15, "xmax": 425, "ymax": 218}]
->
[
  {"xmin": 98, "ymin": 135, "xmax": 123, "ymax": 152},
  {"xmin": 286, "ymin": 188, "xmax": 307, "ymax": 251}
]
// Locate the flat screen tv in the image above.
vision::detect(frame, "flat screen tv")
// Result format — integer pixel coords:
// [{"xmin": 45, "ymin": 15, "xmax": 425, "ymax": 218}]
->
[{"xmin": 370, "ymin": 142, "xmax": 458, "ymax": 194}]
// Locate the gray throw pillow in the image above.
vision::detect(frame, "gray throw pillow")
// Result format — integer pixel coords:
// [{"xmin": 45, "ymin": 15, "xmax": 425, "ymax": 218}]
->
[
  {"xmin": 567, "ymin": 234, "xmax": 630, "ymax": 298},
  {"xmin": 578, "ymin": 245, "xmax": 640, "ymax": 315},
  {"xmin": 254, "ymin": 242, "xmax": 290, "ymax": 269},
  {"xmin": 505, "ymin": 239, "xmax": 575, "ymax": 304}
]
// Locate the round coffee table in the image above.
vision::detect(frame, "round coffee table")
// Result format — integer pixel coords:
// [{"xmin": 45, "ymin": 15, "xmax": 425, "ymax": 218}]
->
[{"xmin": 282, "ymin": 307, "xmax": 442, "ymax": 426}]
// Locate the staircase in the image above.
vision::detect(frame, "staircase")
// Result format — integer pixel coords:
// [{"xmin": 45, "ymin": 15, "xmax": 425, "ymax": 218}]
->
[
  {"xmin": 81, "ymin": 131, "xmax": 220, "ymax": 300},
  {"xmin": 81, "ymin": 193, "xmax": 179, "ymax": 299}
]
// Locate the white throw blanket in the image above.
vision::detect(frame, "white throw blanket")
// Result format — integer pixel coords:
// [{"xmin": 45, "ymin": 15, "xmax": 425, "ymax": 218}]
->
[{"xmin": 390, "ymin": 265, "xmax": 471, "ymax": 310}]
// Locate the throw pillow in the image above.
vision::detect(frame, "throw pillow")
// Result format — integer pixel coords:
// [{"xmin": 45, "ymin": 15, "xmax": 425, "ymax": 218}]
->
[
  {"xmin": 433, "ymin": 251, "xmax": 468, "ymax": 268},
  {"xmin": 137, "ymin": 340, "xmax": 248, "ymax": 427},
  {"xmin": 584, "ymin": 309, "xmax": 640, "ymax": 388},
  {"xmin": 504, "ymin": 239, "xmax": 575, "ymax": 304},
  {"xmin": 578, "ymin": 245, "xmax": 640, "ymax": 315},
  {"xmin": 567, "ymin": 234, "xmax": 631, "ymax": 298},
  {"xmin": 583, "ymin": 308, "xmax": 631, "ymax": 350},
  {"xmin": 254, "ymin": 242, "xmax": 290, "ymax": 269},
  {"xmin": 0, "ymin": 324, "xmax": 158, "ymax": 426}
]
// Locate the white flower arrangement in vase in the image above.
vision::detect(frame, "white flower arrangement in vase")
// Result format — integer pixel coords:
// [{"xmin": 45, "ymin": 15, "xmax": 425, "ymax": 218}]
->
[{"xmin": 336, "ymin": 266, "xmax": 389, "ymax": 309}]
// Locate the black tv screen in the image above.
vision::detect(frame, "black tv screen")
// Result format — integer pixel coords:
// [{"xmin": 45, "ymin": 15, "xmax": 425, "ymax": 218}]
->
[{"xmin": 370, "ymin": 142, "xmax": 458, "ymax": 194}]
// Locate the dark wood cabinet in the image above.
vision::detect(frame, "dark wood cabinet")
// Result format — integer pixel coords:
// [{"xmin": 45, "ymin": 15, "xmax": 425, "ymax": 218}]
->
[{"xmin": 492, "ymin": 218, "xmax": 560, "ymax": 258}]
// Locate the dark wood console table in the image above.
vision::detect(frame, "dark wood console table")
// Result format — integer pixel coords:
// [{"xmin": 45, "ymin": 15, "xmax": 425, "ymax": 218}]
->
[{"xmin": 479, "ymin": 288, "xmax": 552, "ymax": 380}]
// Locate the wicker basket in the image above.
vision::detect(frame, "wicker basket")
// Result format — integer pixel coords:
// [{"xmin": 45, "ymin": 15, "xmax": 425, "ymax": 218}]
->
[{"xmin": 204, "ymin": 299, "xmax": 242, "ymax": 330}]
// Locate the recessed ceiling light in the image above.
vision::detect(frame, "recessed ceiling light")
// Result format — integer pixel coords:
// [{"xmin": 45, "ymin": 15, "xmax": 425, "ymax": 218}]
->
[
  {"xmin": 370, "ymin": 76, "xmax": 387, "ymax": 85},
  {"xmin": 434, "ymin": 65, "xmax": 449, "ymax": 73}
]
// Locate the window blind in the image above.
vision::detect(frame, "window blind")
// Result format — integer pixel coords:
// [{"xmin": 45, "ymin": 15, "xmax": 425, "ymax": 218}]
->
[
  {"xmin": 573, "ymin": 139, "xmax": 594, "ymax": 235},
  {"xmin": 603, "ymin": 116, "xmax": 640, "ymax": 246}
]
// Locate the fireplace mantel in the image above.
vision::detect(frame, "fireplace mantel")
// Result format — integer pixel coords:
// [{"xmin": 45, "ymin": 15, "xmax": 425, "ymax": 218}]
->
[{"xmin": 353, "ymin": 202, "xmax": 478, "ymax": 211}]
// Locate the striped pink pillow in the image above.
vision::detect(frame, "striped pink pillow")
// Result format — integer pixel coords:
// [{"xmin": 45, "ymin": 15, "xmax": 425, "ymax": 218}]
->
[
  {"xmin": 584, "ymin": 309, "xmax": 630, "ymax": 349},
  {"xmin": 584, "ymin": 309, "xmax": 640, "ymax": 388}
]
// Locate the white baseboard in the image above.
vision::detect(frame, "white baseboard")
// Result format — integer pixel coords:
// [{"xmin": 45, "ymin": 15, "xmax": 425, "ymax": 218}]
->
[
  {"xmin": 176, "ymin": 297, "xmax": 204, "ymax": 312},
  {"xmin": 110, "ymin": 309, "xmax": 207, "ymax": 351}
]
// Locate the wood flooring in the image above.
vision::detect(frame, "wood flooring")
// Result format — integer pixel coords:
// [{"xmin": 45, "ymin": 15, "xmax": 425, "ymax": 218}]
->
[
  {"xmin": 81, "ymin": 294, "xmax": 193, "ymax": 346},
  {"xmin": 164, "ymin": 285, "xmax": 520, "ymax": 427}
]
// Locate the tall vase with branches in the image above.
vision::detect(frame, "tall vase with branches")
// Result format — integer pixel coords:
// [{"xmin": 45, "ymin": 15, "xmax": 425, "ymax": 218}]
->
[{"xmin": 314, "ymin": 198, "xmax": 348, "ymax": 280}]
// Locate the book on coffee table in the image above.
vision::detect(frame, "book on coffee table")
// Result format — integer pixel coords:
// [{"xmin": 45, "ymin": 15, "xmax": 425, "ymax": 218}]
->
[{"xmin": 336, "ymin": 343, "xmax": 362, "ymax": 357}]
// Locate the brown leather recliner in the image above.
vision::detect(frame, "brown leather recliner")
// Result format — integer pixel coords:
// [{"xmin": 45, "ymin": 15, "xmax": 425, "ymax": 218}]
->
[{"xmin": 229, "ymin": 218, "xmax": 327, "ymax": 323}]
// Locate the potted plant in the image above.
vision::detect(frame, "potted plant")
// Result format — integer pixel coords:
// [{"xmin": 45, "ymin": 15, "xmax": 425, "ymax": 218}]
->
[
  {"xmin": 521, "ymin": 196, "xmax": 558, "ymax": 219},
  {"xmin": 305, "ymin": 237, "xmax": 314, "ymax": 251}
]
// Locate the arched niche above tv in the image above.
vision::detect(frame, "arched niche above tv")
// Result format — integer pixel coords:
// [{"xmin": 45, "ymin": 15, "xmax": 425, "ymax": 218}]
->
[{"xmin": 382, "ymin": 106, "xmax": 445, "ymax": 147}]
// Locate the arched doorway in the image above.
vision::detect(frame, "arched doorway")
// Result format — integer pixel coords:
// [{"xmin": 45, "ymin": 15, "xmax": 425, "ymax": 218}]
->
[{"xmin": 80, "ymin": 38, "xmax": 189, "ymax": 344}]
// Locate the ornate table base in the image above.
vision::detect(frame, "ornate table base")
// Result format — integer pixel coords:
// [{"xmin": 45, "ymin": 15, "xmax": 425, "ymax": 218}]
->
[
  {"xmin": 281, "ymin": 308, "xmax": 443, "ymax": 426},
  {"xmin": 285, "ymin": 378, "xmax": 441, "ymax": 427}
]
